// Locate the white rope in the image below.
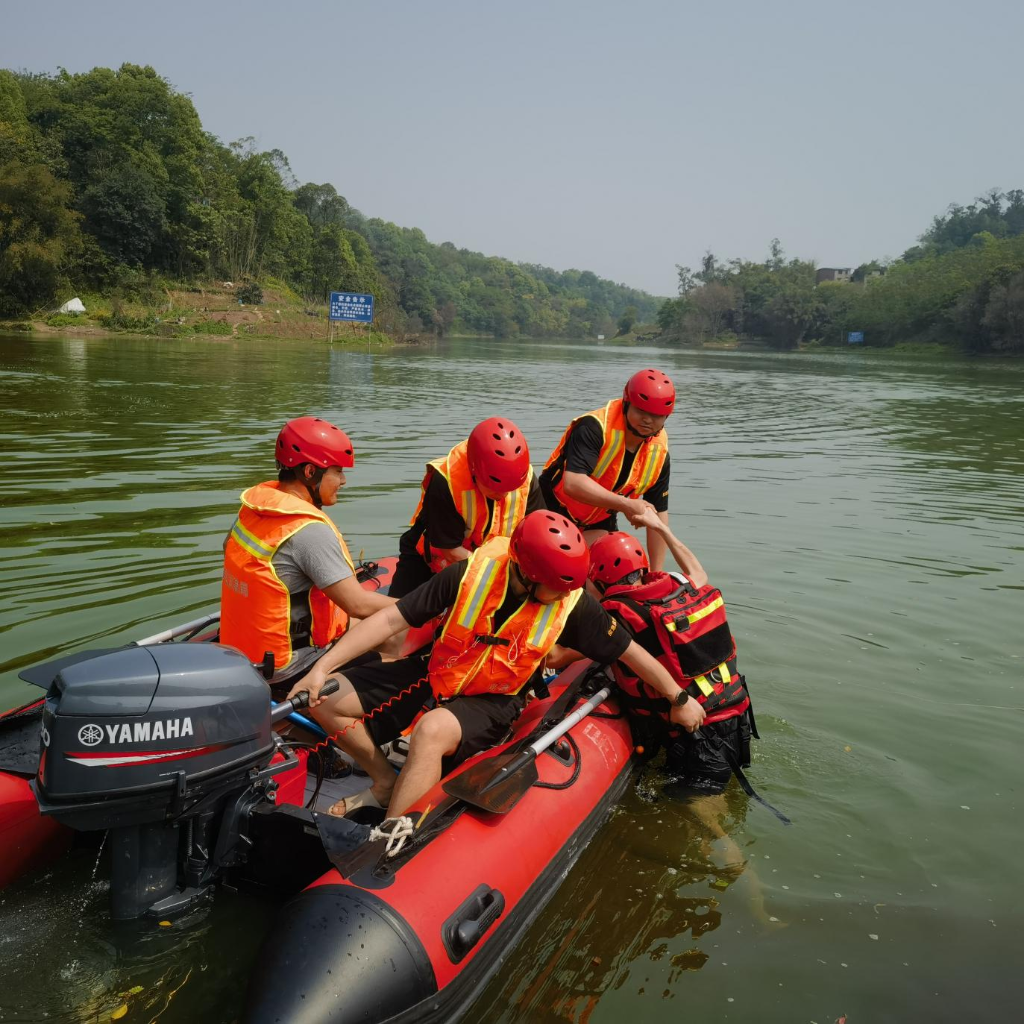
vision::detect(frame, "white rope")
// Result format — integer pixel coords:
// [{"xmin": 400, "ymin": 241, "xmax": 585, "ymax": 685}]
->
[{"xmin": 368, "ymin": 815, "xmax": 415, "ymax": 858}]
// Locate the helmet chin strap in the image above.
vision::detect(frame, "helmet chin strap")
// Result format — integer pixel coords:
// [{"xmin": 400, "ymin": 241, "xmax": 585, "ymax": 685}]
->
[
  {"xmin": 512, "ymin": 562, "xmax": 542, "ymax": 603},
  {"xmin": 303, "ymin": 465, "xmax": 326, "ymax": 508},
  {"xmin": 622, "ymin": 401, "xmax": 657, "ymax": 440}
]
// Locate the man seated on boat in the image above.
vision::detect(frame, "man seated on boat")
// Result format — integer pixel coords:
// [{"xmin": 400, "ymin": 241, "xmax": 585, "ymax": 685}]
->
[
  {"xmin": 220, "ymin": 416, "xmax": 396, "ymax": 690},
  {"xmin": 289, "ymin": 509, "xmax": 705, "ymax": 818},
  {"xmin": 390, "ymin": 416, "xmax": 545, "ymax": 597},
  {"xmin": 540, "ymin": 368, "xmax": 675, "ymax": 568},
  {"xmin": 588, "ymin": 506, "xmax": 755, "ymax": 799}
]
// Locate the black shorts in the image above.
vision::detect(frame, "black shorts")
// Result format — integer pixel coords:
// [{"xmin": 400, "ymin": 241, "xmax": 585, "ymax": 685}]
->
[
  {"xmin": 346, "ymin": 656, "xmax": 524, "ymax": 766},
  {"xmin": 269, "ymin": 650, "xmax": 382, "ymax": 703},
  {"xmin": 389, "ymin": 549, "xmax": 434, "ymax": 599},
  {"xmin": 665, "ymin": 713, "xmax": 751, "ymax": 797}
]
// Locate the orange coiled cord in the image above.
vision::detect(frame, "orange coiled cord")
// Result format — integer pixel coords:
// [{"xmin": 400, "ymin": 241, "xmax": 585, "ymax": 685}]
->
[{"xmin": 304, "ymin": 676, "xmax": 430, "ymax": 759}]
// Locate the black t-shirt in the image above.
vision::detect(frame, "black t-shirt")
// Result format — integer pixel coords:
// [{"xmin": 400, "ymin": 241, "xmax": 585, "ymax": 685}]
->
[
  {"xmin": 539, "ymin": 415, "xmax": 670, "ymax": 513},
  {"xmin": 399, "ymin": 471, "xmax": 546, "ymax": 555},
  {"xmin": 396, "ymin": 560, "xmax": 632, "ymax": 665}
]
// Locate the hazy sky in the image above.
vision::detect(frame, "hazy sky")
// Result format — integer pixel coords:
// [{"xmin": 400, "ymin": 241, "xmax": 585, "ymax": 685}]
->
[{"xmin": 4, "ymin": 0, "xmax": 1023, "ymax": 296}]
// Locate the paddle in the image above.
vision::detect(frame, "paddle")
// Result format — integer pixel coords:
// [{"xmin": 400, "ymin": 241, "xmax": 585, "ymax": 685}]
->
[{"xmin": 443, "ymin": 686, "xmax": 612, "ymax": 814}]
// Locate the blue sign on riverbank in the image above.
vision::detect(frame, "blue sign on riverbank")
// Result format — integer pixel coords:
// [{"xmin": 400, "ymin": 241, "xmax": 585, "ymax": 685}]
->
[
  {"xmin": 848, "ymin": 331, "xmax": 864, "ymax": 344},
  {"xmin": 329, "ymin": 292, "xmax": 374, "ymax": 323}
]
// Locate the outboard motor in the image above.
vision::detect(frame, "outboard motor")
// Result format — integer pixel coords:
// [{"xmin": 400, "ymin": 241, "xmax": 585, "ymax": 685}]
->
[{"xmin": 33, "ymin": 643, "xmax": 285, "ymax": 920}]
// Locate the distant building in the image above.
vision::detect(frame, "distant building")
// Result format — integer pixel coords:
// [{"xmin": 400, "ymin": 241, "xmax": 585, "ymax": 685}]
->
[{"xmin": 816, "ymin": 267, "xmax": 853, "ymax": 284}]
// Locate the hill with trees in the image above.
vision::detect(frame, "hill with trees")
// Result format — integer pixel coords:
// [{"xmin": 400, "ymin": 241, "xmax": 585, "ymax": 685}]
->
[
  {"xmin": 657, "ymin": 191, "xmax": 1024, "ymax": 354},
  {"xmin": 0, "ymin": 64, "xmax": 659, "ymax": 338}
]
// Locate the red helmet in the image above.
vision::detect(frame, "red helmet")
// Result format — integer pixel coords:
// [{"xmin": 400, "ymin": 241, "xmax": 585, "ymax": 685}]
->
[
  {"xmin": 509, "ymin": 511, "xmax": 590, "ymax": 592},
  {"xmin": 276, "ymin": 417, "xmax": 355, "ymax": 469},
  {"xmin": 588, "ymin": 531, "xmax": 649, "ymax": 586},
  {"xmin": 467, "ymin": 417, "xmax": 531, "ymax": 493},
  {"xmin": 624, "ymin": 368, "xmax": 676, "ymax": 416}
]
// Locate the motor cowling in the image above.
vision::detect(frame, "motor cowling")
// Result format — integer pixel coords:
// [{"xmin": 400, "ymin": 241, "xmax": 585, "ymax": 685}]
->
[
  {"xmin": 35, "ymin": 643, "xmax": 273, "ymax": 827},
  {"xmin": 32, "ymin": 643, "xmax": 277, "ymax": 919}
]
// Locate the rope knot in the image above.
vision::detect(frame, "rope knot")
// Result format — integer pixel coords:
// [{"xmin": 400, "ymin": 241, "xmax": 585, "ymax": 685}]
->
[{"xmin": 368, "ymin": 815, "xmax": 415, "ymax": 858}]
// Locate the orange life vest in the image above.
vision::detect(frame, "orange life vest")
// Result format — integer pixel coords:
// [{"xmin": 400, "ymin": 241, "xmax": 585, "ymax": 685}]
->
[
  {"xmin": 544, "ymin": 398, "xmax": 668, "ymax": 526},
  {"xmin": 428, "ymin": 537, "xmax": 582, "ymax": 699},
  {"xmin": 410, "ymin": 440, "xmax": 534, "ymax": 573},
  {"xmin": 220, "ymin": 482, "xmax": 355, "ymax": 671}
]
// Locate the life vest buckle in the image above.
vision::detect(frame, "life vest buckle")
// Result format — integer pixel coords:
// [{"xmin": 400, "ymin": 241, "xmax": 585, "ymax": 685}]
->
[{"xmin": 473, "ymin": 634, "xmax": 510, "ymax": 647}]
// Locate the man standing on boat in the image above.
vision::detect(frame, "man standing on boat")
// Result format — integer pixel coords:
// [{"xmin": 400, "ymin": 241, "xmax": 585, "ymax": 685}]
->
[
  {"xmin": 390, "ymin": 417, "xmax": 545, "ymax": 597},
  {"xmin": 289, "ymin": 509, "xmax": 705, "ymax": 819},
  {"xmin": 540, "ymin": 368, "xmax": 674, "ymax": 569},
  {"xmin": 220, "ymin": 416, "xmax": 396, "ymax": 689}
]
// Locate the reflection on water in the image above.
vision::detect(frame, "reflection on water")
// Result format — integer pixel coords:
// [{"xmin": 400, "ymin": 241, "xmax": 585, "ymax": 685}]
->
[{"xmin": 1, "ymin": 334, "xmax": 1022, "ymax": 1023}]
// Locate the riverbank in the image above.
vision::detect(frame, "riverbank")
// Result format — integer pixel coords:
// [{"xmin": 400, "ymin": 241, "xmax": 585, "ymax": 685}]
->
[{"xmin": 2, "ymin": 280, "xmax": 397, "ymax": 346}]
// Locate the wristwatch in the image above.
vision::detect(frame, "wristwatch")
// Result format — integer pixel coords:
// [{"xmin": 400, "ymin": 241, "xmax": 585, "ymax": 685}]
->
[{"xmin": 672, "ymin": 689, "xmax": 690, "ymax": 707}]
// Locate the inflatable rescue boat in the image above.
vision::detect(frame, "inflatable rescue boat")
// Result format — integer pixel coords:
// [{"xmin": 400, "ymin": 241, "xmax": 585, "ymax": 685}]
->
[{"xmin": 0, "ymin": 558, "xmax": 635, "ymax": 1023}]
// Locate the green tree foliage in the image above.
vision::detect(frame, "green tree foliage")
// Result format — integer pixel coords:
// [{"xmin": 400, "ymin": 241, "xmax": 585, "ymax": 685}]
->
[
  {"xmin": 660, "ymin": 205, "xmax": 1024, "ymax": 353},
  {"xmin": 80, "ymin": 163, "xmax": 165, "ymax": 265},
  {"xmin": 236, "ymin": 281, "xmax": 263, "ymax": 304},
  {"xmin": 0, "ymin": 62, "xmax": 657, "ymax": 336},
  {"xmin": 617, "ymin": 305, "xmax": 638, "ymax": 335},
  {"xmin": 0, "ymin": 161, "xmax": 82, "ymax": 316}
]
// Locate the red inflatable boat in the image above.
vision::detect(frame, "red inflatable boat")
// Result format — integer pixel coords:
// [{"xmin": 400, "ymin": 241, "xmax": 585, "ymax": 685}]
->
[{"xmin": 0, "ymin": 557, "xmax": 635, "ymax": 1024}]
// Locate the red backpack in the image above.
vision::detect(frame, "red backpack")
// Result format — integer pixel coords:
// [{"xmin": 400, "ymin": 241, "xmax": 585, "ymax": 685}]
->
[{"xmin": 601, "ymin": 572, "xmax": 749, "ymax": 724}]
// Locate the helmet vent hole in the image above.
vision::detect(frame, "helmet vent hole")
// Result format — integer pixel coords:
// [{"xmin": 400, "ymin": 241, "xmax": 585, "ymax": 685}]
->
[
  {"xmin": 559, "ymin": 543, "xmax": 571, "ymax": 551},
  {"xmin": 548, "ymin": 527, "xmax": 560, "ymax": 535},
  {"xmin": 613, "ymin": 557, "xmax": 621, "ymax": 567}
]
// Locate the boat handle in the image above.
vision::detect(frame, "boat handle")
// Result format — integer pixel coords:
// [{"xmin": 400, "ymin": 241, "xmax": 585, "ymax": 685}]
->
[{"xmin": 442, "ymin": 884, "xmax": 505, "ymax": 963}]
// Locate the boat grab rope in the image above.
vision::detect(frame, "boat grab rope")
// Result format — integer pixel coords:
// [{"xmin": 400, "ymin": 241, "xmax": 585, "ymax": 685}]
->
[
  {"xmin": 368, "ymin": 815, "xmax": 415, "ymax": 858},
  {"xmin": 532, "ymin": 732, "xmax": 582, "ymax": 791}
]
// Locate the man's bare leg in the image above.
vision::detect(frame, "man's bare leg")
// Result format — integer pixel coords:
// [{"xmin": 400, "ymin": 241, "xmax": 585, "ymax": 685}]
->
[
  {"xmin": 310, "ymin": 673, "xmax": 397, "ymax": 810},
  {"xmin": 685, "ymin": 793, "xmax": 778, "ymax": 926},
  {"xmin": 386, "ymin": 707, "xmax": 462, "ymax": 817}
]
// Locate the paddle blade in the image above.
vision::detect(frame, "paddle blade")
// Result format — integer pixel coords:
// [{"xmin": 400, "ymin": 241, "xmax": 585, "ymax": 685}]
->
[{"xmin": 443, "ymin": 749, "xmax": 539, "ymax": 814}]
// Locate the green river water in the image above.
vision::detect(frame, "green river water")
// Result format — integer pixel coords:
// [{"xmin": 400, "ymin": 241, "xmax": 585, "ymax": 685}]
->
[{"xmin": 0, "ymin": 333, "xmax": 1021, "ymax": 1023}]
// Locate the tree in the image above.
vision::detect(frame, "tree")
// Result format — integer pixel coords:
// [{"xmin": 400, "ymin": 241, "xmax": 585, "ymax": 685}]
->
[
  {"xmin": 80, "ymin": 163, "xmax": 166, "ymax": 266},
  {"xmin": 689, "ymin": 283, "xmax": 736, "ymax": 342},
  {"xmin": 0, "ymin": 161, "xmax": 82, "ymax": 315},
  {"xmin": 293, "ymin": 182, "xmax": 349, "ymax": 228},
  {"xmin": 982, "ymin": 269, "xmax": 1024, "ymax": 352},
  {"xmin": 433, "ymin": 301, "xmax": 457, "ymax": 337},
  {"xmin": 617, "ymin": 304, "xmax": 638, "ymax": 335}
]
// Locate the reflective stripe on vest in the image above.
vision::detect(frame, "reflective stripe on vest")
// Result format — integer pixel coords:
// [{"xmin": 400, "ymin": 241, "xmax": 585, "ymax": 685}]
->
[
  {"xmin": 544, "ymin": 399, "xmax": 668, "ymax": 527},
  {"xmin": 220, "ymin": 481, "xmax": 354, "ymax": 671},
  {"xmin": 429, "ymin": 537, "xmax": 582, "ymax": 699},
  {"xmin": 410, "ymin": 440, "xmax": 534, "ymax": 573}
]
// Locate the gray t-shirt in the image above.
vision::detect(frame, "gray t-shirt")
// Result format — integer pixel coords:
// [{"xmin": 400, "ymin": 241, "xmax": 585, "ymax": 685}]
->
[{"xmin": 270, "ymin": 522, "xmax": 353, "ymax": 681}]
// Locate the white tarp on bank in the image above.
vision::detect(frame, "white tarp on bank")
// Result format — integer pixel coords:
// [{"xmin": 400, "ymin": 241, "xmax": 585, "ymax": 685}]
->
[{"xmin": 58, "ymin": 297, "xmax": 86, "ymax": 314}]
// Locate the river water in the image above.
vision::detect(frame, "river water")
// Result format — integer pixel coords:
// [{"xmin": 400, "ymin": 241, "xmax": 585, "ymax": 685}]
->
[{"xmin": 0, "ymin": 333, "xmax": 1021, "ymax": 1023}]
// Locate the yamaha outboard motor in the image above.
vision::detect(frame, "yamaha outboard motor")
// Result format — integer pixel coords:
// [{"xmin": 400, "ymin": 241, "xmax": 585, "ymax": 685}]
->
[{"xmin": 33, "ymin": 643, "xmax": 283, "ymax": 920}]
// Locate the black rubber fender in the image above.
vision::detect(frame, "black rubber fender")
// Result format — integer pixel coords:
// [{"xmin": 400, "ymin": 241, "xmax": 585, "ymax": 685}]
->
[{"xmin": 242, "ymin": 884, "xmax": 436, "ymax": 1024}]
